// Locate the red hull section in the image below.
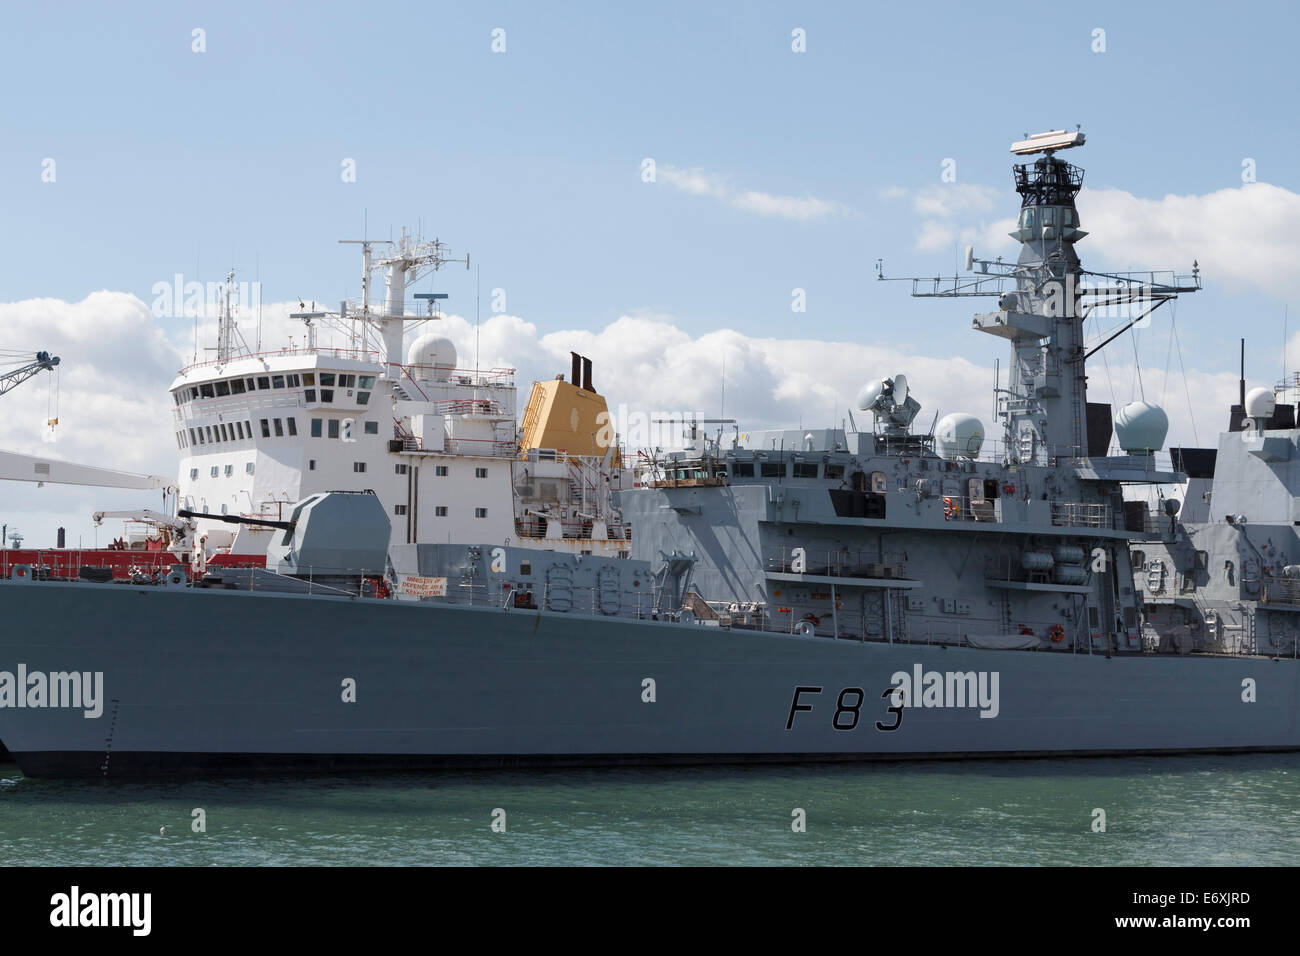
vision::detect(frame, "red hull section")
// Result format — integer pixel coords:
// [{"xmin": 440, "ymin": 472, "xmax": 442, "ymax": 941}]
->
[{"xmin": 0, "ymin": 549, "xmax": 264, "ymax": 582}]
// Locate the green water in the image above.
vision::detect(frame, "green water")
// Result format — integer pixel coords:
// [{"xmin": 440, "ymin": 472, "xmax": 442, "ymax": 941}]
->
[{"xmin": 2, "ymin": 755, "xmax": 1298, "ymax": 865}]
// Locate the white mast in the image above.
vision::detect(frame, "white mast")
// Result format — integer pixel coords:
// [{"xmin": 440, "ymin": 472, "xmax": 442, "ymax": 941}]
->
[{"xmin": 339, "ymin": 230, "xmax": 469, "ymax": 370}]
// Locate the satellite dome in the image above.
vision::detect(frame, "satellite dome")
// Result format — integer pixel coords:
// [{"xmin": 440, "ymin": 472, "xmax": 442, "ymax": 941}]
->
[
  {"xmin": 406, "ymin": 333, "xmax": 456, "ymax": 383},
  {"xmin": 1245, "ymin": 386, "xmax": 1276, "ymax": 420},
  {"xmin": 1114, "ymin": 401, "xmax": 1169, "ymax": 453},
  {"xmin": 934, "ymin": 412, "xmax": 985, "ymax": 460}
]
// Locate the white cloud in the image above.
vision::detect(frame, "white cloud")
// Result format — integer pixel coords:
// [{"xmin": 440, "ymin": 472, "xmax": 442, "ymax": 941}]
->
[
  {"xmin": 0, "ymin": 292, "xmax": 180, "ymax": 474},
  {"xmin": 883, "ymin": 183, "xmax": 1016, "ymax": 254},
  {"xmin": 659, "ymin": 165, "xmax": 849, "ymax": 222},
  {"xmin": 1079, "ymin": 183, "xmax": 1300, "ymax": 300}
]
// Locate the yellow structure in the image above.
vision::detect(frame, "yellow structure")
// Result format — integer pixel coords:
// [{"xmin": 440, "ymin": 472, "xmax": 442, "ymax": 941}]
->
[{"xmin": 518, "ymin": 366, "xmax": 621, "ymax": 466}]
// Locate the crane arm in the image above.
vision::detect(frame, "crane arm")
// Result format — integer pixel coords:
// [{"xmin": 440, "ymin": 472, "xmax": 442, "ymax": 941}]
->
[
  {"xmin": 0, "ymin": 351, "xmax": 59, "ymax": 397},
  {"xmin": 0, "ymin": 450, "xmax": 177, "ymax": 493}
]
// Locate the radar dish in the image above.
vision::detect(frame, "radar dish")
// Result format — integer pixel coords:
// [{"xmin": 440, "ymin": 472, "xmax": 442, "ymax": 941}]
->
[
  {"xmin": 893, "ymin": 374, "xmax": 909, "ymax": 406},
  {"xmin": 855, "ymin": 379, "xmax": 886, "ymax": 411}
]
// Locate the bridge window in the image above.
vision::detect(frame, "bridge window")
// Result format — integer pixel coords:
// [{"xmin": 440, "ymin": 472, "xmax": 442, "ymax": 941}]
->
[
  {"xmin": 230, "ymin": 379, "xmax": 245, "ymax": 395},
  {"xmin": 200, "ymin": 383, "xmax": 214, "ymax": 398},
  {"xmin": 359, "ymin": 375, "xmax": 376, "ymax": 389},
  {"xmin": 288, "ymin": 374, "xmax": 301, "ymax": 387},
  {"xmin": 339, "ymin": 374, "xmax": 356, "ymax": 388},
  {"xmin": 305, "ymin": 389, "xmax": 316, "ymax": 403},
  {"xmin": 273, "ymin": 418, "xmax": 284, "ymax": 437},
  {"xmin": 224, "ymin": 464, "xmax": 233, "ymax": 477},
  {"xmin": 358, "ymin": 391, "xmax": 370, "ymax": 405},
  {"xmin": 189, "ymin": 468, "xmax": 198, "ymax": 479},
  {"xmin": 825, "ymin": 464, "xmax": 845, "ymax": 479},
  {"xmin": 793, "ymin": 463, "xmax": 818, "ymax": 479},
  {"xmin": 245, "ymin": 378, "xmax": 256, "ymax": 391},
  {"xmin": 219, "ymin": 424, "xmax": 228, "ymax": 441},
  {"xmin": 235, "ymin": 422, "xmax": 245, "ymax": 440},
  {"xmin": 321, "ymin": 389, "xmax": 334, "ymax": 402},
  {"xmin": 302, "ymin": 373, "xmax": 315, "ymax": 386},
  {"xmin": 260, "ymin": 419, "xmax": 270, "ymax": 438},
  {"xmin": 320, "ymin": 373, "xmax": 336, "ymax": 386},
  {"xmin": 246, "ymin": 462, "xmax": 254, "ymax": 474},
  {"xmin": 760, "ymin": 462, "xmax": 785, "ymax": 478},
  {"xmin": 730, "ymin": 461, "xmax": 754, "ymax": 477},
  {"xmin": 328, "ymin": 420, "xmax": 340, "ymax": 439},
  {"xmin": 310, "ymin": 419, "xmax": 322, "ymax": 438},
  {"xmin": 364, "ymin": 421, "xmax": 378, "ymax": 435},
  {"xmin": 210, "ymin": 466, "xmax": 219, "ymax": 478},
  {"xmin": 269, "ymin": 375, "xmax": 283, "ymax": 389},
  {"xmin": 188, "ymin": 428, "xmax": 197, "ymax": 445},
  {"xmin": 287, "ymin": 418, "xmax": 298, "ymax": 436}
]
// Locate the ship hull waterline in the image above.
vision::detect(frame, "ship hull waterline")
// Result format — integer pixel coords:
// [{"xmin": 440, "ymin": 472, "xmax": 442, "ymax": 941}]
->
[{"xmin": 0, "ymin": 580, "xmax": 1297, "ymax": 778}]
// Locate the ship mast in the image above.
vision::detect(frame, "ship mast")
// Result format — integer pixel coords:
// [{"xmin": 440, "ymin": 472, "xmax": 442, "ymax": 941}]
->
[
  {"xmin": 216, "ymin": 271, "xmax": 238, "ymax": 362},
  {"xmin": 878, "ymin": 128, "xmax": 1201, "ymax": 466},
  {"xmin": 340, "ymin": 231, "xmax": 470, "ymax": 369}
]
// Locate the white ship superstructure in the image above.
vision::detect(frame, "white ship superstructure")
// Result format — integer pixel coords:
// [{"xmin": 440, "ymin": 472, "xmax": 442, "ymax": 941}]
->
[{"xmin": 167, "ymin": 234, "xmax": 630, "ymax": 560}]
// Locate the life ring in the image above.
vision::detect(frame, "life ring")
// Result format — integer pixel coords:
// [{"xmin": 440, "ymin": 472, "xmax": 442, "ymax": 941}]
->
[
  {"xmin": 943, "ymin": 497, "xmax": 960, "ymax": 520},
  {"xmin": 1049, "ymin": 625, "xmax": 1065, "ymax": 643},
  {"xmin": 1002, "ymin": 483, "xmax": 1016, "ymax": 495}
]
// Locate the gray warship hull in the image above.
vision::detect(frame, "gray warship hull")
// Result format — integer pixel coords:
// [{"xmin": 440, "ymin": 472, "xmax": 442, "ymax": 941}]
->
[{"xmin": 1, "ymin": 579, "xmax": 1297, "ymax": 778}]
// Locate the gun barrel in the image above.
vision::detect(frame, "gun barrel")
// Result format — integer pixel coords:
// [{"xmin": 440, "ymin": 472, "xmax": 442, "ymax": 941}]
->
[{"xmin": 177, "ymin": 509, "xmax": 294, "ymax": 531}]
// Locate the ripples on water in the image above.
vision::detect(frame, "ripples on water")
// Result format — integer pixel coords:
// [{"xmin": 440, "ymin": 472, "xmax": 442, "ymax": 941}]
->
[{"xmin": 2, "ymin": 755, "xmax": 1298, "ymax": 865}]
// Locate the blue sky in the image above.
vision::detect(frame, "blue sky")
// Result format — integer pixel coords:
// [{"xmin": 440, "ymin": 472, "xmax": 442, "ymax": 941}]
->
[
  {"xmin": 4, "ymin": 0, "xmax": 1297, "ymax": 370},
  {"xmin": 2, "ymin": 1, "xmax": 1299, "ymax": 546}
]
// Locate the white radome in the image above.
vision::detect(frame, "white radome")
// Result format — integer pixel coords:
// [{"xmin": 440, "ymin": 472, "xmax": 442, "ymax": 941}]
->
[
  {"xmin": 935, "ymin": 412, "xmax": 985, "ymax": 460},
  {"xmin": 1245, "ymin": 386, "xmax": 1276, "ymax": 420},
  {"xmin": 1115, "ymin": 401, "xmax": 1169, "ymax": 453},
  {"xmin": 406, "ymin": 334, "xmax": 457, "ymax": 382}
]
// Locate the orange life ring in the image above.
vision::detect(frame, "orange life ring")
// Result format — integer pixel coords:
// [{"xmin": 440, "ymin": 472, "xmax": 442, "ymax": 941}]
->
[
  {"xmin": 1049, "ymin": 625, "xmax": 1065, "ymax": 643},
  {"xmin": 943, "ymin": 497, "xmax": 959, "ymax": 520}
]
